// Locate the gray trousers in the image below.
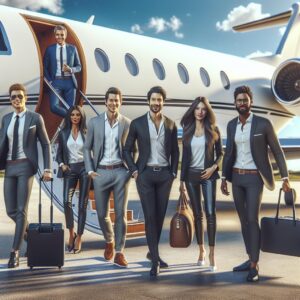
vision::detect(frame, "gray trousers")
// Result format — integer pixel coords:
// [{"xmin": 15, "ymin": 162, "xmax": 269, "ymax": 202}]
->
[
  {"xmin": 4, "ymin": 160, "xmax": 34, "ymax": 250},
  {"xmin": 93, "ymin": 167, "xmax": 131, "ymax": 252},
  {"xmin": 232, "ymin": 172, "xmax": 264, "ymax": 263}
]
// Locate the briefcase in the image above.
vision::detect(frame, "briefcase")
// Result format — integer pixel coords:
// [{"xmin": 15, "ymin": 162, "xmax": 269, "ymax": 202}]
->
[
  {"xmin": 261, "ymin": 188, "xmax": 300, "ymax": 256},
  {"xmin": 170, "ymin": 192, "xmax": 195, "ymax": 248},
  {"xmin": 27, "ymin": 178, "xmax": 65, "ymax": 269}
]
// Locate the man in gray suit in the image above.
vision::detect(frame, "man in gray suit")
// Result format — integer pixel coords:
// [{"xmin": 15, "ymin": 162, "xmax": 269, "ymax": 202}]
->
[
  {"xmin": 0, "ymin": 83, "xmax": 52, "ymax": 268},
  {"xmin": 84, "ymin": 87, "xmax": 131, "ymax": 267},
  {"xmin": 221, "ymin": 85, "xmax": 290, "ymax": 282}
]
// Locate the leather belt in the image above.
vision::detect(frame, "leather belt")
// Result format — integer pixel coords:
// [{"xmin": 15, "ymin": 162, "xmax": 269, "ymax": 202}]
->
[
  {"xmin": 146, "ymin": 166, "xmax": 169, "ymax": 172},
  {"xmin": 55, "ymin": 76, "xmax": 72, "ymax": 80},
  {"xmin": 7, "ymin": 158, "xmax": 29, "ymax": 164},
  {"xmin": 233, "ymin": 168, "xmax": 258, "ymax": 175},
  {"xmin": 98, "ymin": 163, "xmax": 124, "ymax": 170}
]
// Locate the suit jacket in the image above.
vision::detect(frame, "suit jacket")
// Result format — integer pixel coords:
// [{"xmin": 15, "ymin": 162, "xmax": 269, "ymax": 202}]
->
[
  {"xmin": 222, "ymin": 114, "xmax": 288, "ymax": 191},
  {"xmin": 123, "ymin": 113, "xmax": 179, "ymax": 176},
  {"xmin": 43, "ymin": 43, "xmax": 81, "ymax": 88},
  {"xmin": 180, "ymin": 127, "xmax": 223, "ymax": 181},
  {"xmin": 56, "ymin": 128, "xmax": 86, "ymax": 178},
  {"xmin": 84, "ymin": 113, "xmax": 131, "ymax": 173},
  {"xmin": 0, "ymin": 110, "xmax": 51, "ymax": 172}
]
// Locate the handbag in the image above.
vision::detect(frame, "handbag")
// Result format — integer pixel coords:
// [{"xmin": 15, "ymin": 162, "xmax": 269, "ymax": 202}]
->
[
  {"xmin": 261, "ymin": 188, "xmax": 300, "ymax": 256},
  {"xmin": 169, "ymin": 191, "xmax": 195, "ymax": 248}
]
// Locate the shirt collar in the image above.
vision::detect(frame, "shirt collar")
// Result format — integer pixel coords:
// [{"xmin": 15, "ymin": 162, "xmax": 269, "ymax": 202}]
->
[
  {"xmin": 13, "ymin": 108, "xmax": 27, "ymax": 119},
  {"xmin": 147, "ymin": 111, "xmax": 165, "ymax": 124},
  {"xmin": 57, "ymin": 43, "xmax": 66, "ymax": 49},
  {"xmin": 105, "ymin": 112, "xmax": 119, "ymax": 124},
  {"xmin": 237, "ymin": 112, "xmax": 253, "ymax": 124}
]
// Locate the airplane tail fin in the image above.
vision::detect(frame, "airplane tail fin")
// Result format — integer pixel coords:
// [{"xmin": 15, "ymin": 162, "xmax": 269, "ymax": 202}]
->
[{"xmin": 233, "ymin": 3, "xmax": 300, "ymax": 59}]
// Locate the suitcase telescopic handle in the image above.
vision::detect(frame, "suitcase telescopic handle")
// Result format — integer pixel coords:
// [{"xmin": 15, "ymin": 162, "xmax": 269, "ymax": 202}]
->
[
  {"xmin": 39, "ymin": 177, "xmax": 54, "ymax": 225},
  {"xmin": 276, "ymin": 188, "xmax": 296, "ymax": 225}
]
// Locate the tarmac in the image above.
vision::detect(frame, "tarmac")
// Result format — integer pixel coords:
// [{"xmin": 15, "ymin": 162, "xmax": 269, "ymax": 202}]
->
[{"xmin": 1, "ymin": 177, "xmax": 300, "ymax": 300}]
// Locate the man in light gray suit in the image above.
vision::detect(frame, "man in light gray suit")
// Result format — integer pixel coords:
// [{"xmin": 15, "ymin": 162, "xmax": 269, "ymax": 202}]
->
[
  {"xmin": 84, "ymin": 87, "xmax": 132, "ymax": 267},
  {"xmin": 221, "ymin": 85, "xmax": 290, "ymax": 282},
  {"xmin": 0, "ymin": 83, "xmax": 52, "ymax": 268}
]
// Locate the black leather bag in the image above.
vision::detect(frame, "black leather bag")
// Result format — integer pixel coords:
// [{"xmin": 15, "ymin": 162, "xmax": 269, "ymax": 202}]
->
[{"xmin": 261, "ymin": 188, "xmax": 300, "ymax": 256}]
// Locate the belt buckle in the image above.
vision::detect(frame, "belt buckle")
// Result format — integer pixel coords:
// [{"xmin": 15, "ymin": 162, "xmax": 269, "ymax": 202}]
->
[
  {"xmin": 107, "ymin": 165, "xmax": 113, "ymax": 170},
  {"xmin": 239, "ymin": 169, "xmax": 245, "ymax": 175},
  {"xmin": 153, "ymin": 167, "xmax": 161, "ymax": 172}
]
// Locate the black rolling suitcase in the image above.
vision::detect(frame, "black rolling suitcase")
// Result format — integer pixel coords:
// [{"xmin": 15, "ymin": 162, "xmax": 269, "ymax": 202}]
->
[{"xmin": 27, "ymin": 178, "xmax": 64, "ymax": 269}]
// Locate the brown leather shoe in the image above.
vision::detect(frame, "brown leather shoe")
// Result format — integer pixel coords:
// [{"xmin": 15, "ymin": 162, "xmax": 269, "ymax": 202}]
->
[
  {"xmin": 104, "ymin": 242, "xmax": 114, "ymax": 261},
  {"xmin": 114, "ymin": 253, "xmax": 128, "ymax": 268}
]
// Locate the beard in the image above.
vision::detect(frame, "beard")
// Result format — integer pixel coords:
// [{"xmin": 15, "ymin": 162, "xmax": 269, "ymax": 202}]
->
[
  {"xmin": 149, "ymin": 104, "xmax": 162, "ymax": 114},
  {"xmin": 236, "ymin": 105, "xmax": 251, "ymax": 115}
]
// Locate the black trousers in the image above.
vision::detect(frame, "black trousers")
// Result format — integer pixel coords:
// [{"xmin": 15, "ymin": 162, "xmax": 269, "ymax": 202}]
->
[
  {"xmin": 185, "ymin": 169, "xmax": 217, "ymax": 246},
  {"xmin": 232, "ymin": 172, "xmax": 263, "ymax": 263},
  {"xmin": 63, "ymin": 162, "xmax": 91, "ymax": 235},
  {"xmin": 136, "ymin": 167, "xmax": 174, "ymax": 264}
]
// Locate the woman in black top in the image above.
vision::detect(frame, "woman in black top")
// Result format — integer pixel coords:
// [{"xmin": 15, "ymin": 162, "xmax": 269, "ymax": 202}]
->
[
  {"xmin": 57, "ymin": 105, "xmax": 91, "ymax": 253},
  {"xmin": 180, "ymin": 97, "xmax": 223, "ymax": 270}
]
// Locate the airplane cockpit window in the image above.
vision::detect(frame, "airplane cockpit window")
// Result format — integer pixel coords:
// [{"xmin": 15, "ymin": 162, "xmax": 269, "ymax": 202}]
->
[
  {"xmin": 94, "ymin": 48, "xmax": 110, "ymax": 72},
  {"xmin": 178, "ymin": 63, "xmax": 189, "ymax": 84},
  {"xmin": 0, "ymin": 21, "xmax": 12, "ymax": 55},
  {"xmin": 220, "ymin": 71, "xmax": 230, "ymax": 90},
  {"xmin": 200, "ymin": 67, "xmax": 210, "ymax": 87},
  {"xmin": 125, "ymin": 53, "xmax": 139, "ymax": 76},
  {"xmin": 153, "ymin": 58, "xmax": 165, "ymax": 80}
]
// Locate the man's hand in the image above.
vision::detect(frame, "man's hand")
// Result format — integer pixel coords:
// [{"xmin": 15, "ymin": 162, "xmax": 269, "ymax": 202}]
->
[
  {"xmin": 42, "ymin": 170, "xmax": 52, "ymax": 181},
  {"xmin": 90, "ymin": 171, "xmax": 100, "ymax": 179},
  {"xmin": 63, "ymin": 63, "xmax": 72, "ymax": 73},
  {"xmin": 132, "ymin": 171, "xmax": 138, "ymax": 181},
  {"xmin": 61, "ymin": 164, "xmax": 70, "ymax": 173},
  {"xmin": 282, "ymin": 179, "xmax": 291, "ymax": 193},
  {"xmin": 221, "ymin": 179, "xmax": 230, "ymax": 196}
]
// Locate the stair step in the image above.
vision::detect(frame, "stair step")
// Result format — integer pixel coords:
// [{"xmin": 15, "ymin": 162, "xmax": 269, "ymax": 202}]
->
[
  {"xmin": 126, "ymin": 221, "xmax": 145, "ymax": 233},
  {"xmin": 110, "ymin": 210, "xmax": 133, "ymax": 222}
]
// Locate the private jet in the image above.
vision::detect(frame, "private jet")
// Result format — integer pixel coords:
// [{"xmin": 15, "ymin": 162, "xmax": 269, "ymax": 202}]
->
[{"xmin": 0, "ymin": 3, "xmax": 299, "ymax": 235}]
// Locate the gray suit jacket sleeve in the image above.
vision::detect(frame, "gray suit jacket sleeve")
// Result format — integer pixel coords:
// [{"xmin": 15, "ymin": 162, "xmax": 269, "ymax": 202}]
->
[
  {"xmin": 36, "ymin": 114, "xmax": 51, "ymax": 170},
  {"xmin": 84, "ymin": 119, "xmax": 95, "ymax": 173},
  {"xmin": 266, "ymin": 119, "xmax": 288, "ymax": 178},
  {"xmin": 123, "ymin": 120, "xmax": 138, "ymax": 173}
]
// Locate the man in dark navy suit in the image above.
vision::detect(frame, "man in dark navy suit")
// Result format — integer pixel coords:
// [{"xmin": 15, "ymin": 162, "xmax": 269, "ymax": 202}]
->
[{"xmin": 44, "ymin": 25, "xmax": 81, "ymax": 117}]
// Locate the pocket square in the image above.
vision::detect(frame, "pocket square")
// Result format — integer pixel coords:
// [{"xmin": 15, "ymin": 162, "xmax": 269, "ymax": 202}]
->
[
  {"xmin": 29, "ymin": 125, "xmax": 36, "ymax": 129},
  {"xmin": 253, "ymin": 133, "xmax": 262, "ymax": 136}
]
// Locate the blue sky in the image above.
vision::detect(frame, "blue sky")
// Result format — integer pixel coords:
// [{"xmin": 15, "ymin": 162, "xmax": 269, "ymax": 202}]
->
[{"xmin": 0, "ymin": 0, "xmax": 299, "ymax": 138}]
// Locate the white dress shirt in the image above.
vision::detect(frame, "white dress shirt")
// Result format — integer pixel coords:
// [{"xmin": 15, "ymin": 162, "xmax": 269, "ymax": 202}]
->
[
  {"xmin": 7, "ymin": 109, "xmax": 27, "ymax": 160},
  {"xmin": 99, "ymin": 113, "xmax": 122, "ymax": 166},
  {"xmin": 147, "ymin": 112, "xmax": 168, "ymax": 166},
  {"xmin": 190, "ymin": 135, "xmax": 205, "ymax": 169},
  {"xmin": 233, "ymin": 113, "xmax": 257, "ymax": 169},
  {"xmin": 67, "ymin": 132, "xmax": 84, "ymax": 164},
  {"xmin": 55, "ymin": 44, "xmax": 71, "ymax": 77}
]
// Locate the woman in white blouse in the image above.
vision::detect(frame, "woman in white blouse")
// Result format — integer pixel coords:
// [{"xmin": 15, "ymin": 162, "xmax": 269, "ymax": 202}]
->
[
  {"xmin": 56, "ymin": 105, "xmax": 91, "ymax": 254},
  {"xmin": 180, "ymin": 97, "xmax": 223, "ymax": 271}
]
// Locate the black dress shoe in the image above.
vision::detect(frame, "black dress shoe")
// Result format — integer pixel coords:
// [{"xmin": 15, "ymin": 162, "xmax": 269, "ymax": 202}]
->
[
  {"xmin": 146, "ymin": 252, "xmax": 169, "ymax": 269},
  {"xmin": 150, "ymin": 263, "xmax": 160, "ymax": 277},
  {"xmin": 8, "ymin": 251, "xmax": 19, "ymax": 268},
  {"xmin": 233, "ymin": 260, "xmax": 251, "ymax": 272},
  {"xmin": 247, "ymin": 266, "xmax": 259, "ymax": 282}
]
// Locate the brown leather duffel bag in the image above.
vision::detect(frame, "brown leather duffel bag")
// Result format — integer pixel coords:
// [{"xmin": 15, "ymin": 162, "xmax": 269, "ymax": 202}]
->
[{"xmin": 169, "ymin": 192, "xmax": 195, "ymax": 248}]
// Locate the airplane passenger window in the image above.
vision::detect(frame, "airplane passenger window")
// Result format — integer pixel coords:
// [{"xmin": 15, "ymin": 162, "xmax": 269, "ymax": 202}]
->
[
  {"xmin": 153, "ymin": 58, "xmax": 165, "ymax": 80},
  {"xmin": 178, "ymin": 63, "xmax": 189, "ymax": 84},
  {"xmin": 0, "ymin": 21, "xmax": 11, "ymax": 55},
  {"xmin": 94, "ymin": 48, "xmax": 110, "ymax": 72},
  {"xmin": 125, "ymin": 53, "xmax": 139, "ymax": 76},
  {"xmin": 200, "ymin": 67, "xmax": 210, "ymax": 87},
  {"xmin": 220, "ymin": 71, "xmax": 230, "ymax": 90}
]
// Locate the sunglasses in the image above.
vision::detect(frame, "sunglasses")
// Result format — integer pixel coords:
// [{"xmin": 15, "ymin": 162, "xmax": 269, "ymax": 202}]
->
[
  {"xmin": 236, "ymin": 98, "xmax": 249, "ymax": 105},
  {"xmin": 10, "ymin": 94, "xmax": 24, "ymax": 100}
]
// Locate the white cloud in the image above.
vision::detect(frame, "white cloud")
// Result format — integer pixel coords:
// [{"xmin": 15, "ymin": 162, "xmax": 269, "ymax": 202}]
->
[
  {"xmin": 279, "ymin": 26, "xmax": 286, "ymax": 36},
  {"xmin": 216, "ymin": 3, "xmax": 270, "ymax": 32},
  {"xmin": 246, "ymin": 50, "xmax": 272, "ymax": 59},
  {"xmin": 148, "ymin": 17, "xmax": 167, "ymax": 33},
  {"xmin": 0, "ymin": 0, "xmax": 64, "ymax": 14},
  {"xmin": 147, "ymin": 15, "xmax": 184, "ymax": 38},
  {"xmin": 131, "ymin": 24, "xmax": 144, "ymax": 34}
]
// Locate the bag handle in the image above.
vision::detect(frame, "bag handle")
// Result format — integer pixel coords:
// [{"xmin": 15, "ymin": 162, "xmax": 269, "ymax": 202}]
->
[
  {"xmin": 39, "ymin": 177, "xmax": 54, "ymax": 225},
  {"xmin": 177, "ymin": 191, "xmax": 189, "ymax": 211},
  {"xmin": 276, "ymin": 188, "xmax": 296, "ymax": 225}
]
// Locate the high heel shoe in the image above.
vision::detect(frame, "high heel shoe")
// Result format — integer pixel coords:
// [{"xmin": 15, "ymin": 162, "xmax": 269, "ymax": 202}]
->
[
  {"xmin": 67, "ymin": 233, "xmax": 77, "ymax": 252},
  {"xmin": 208, "ymin": 265, "xmax": 217, "ymax": 272},
  {"xmin": 73, "ymin": 239, "xmax": 82, "ymax": 254},
  {"xmin": 197, "ymin": 253, "xmax": 206, "ymax": 266}
]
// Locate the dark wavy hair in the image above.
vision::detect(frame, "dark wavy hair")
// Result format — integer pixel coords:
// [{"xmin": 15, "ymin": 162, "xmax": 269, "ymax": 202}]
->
[
  {"xmin": 62, "ymin": 105, "xmax": 87, "ymax": 133},
  {"xmin": 180, "ymin": 96, "xmax": 218, "ymax": 151},
  {"xmin": 234, "ymin": 85, "xmax": 253, "ymax": 101}
]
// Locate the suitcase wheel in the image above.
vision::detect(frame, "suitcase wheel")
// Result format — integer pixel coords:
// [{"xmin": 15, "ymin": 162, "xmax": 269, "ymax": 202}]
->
[
  {"xmin": 58, "ymin": 266, "xmax": 62, "ymax": 269},
  {"xmin": 30, "ymin": 266, "xmax": 33, "ymax": 270}
]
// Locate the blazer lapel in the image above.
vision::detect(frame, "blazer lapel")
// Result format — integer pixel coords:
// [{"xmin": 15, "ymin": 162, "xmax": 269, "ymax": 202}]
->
[
  {"xmin": 143, "ymin": 113, "xmax": 150, "ymax": 145},
  {"xmin": 163, "ymin": 116, "xmax": 171, "ymax": 149},
  {"xmin": 250, "ymin": 114, "xmax": 257, "ymax": 155},
  {"xmin": 118, "ymin": 115, "xmax": 125, "ymax": 150},
  {"xmin": 23, "ymin": 111, "xmax": 33, "ymax": 146}
]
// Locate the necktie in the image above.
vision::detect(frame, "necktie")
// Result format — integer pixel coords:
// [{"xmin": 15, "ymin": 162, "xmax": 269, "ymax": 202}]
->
[
  {"xmin": 11, "ymin": 115, "xmax": 19, "ymax": 161},
  {"xmin": 60, "ymin": 46, "xmax": 64, "ymax": 76}
]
